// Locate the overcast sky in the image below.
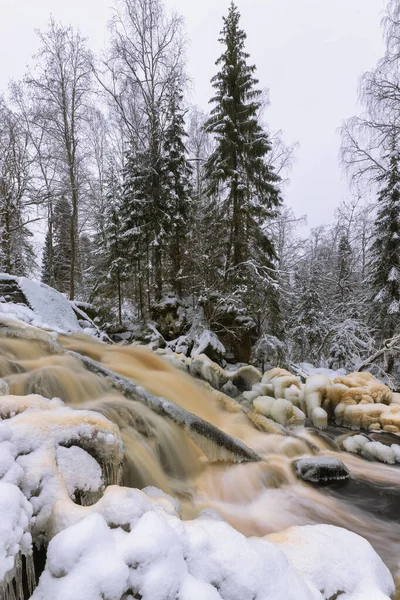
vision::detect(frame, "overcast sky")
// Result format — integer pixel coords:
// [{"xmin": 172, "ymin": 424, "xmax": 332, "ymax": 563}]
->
[{"xmin": 0, "ymin": 0, "xmax": 387, "ymax": 228}]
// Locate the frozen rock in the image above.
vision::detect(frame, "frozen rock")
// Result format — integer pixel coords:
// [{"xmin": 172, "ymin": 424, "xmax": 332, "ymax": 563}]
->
[{"xmin": 293, "ymin": 457, "xmax": 350, "ymax": 484}]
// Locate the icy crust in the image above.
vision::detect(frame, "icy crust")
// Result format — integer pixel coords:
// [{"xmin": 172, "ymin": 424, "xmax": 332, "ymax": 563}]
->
[
  {"xmin": 247, "ymin": 368, "xmax": 396, "ymax": 432},
  {"xmin": 293, "ymin": 457, "xmax": 350, "ymax": 483},
  {"xmin": 0, "ymin": 482, "xmax": 32, "ymax": 580},
  {"xmin": 0, "ymin": 395, "xmax": 123, "ymax": 543},
  {"xmin": 156, "ymin": 355, "xmax": 398, "ymax": 432},
  {"xmin": 343, "ymin": 434, "xmax": 400, "ymax": 464},
  {"xmin": 267, "ymin": 524, "xmax": 395, "ymax": 600}
]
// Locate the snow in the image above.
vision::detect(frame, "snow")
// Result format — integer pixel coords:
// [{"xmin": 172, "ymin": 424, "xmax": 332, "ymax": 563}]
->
[
  {"xmin": 297, "ymin": 363, "xmax": 346, "ymax": 379},
  {"xmin": 56, "ymin": 446, "xmax": 104, "ymax": 498},
  {"xmin": 343, "ymin": 434, "xmax": 400, "ymax": 464},
  {"xmin": 0, "ymin": 482, "xmax": 32, "ymax": 580},
  {"xmin": 191, "ymin": 329, "xmax": 226, "ymax": 359},
  {"xmin": 0, "ymin": 275, "xmax": 104, "ymax": 336},
  {"xmin": 268, "ymin": 524, "xmax": 395, "ymax": 600},
  {"xmin": 0, "ymin": 394, "xmax": 123, "ymax": 541},
  {"xmin": 32, "ymin": 496, "xmax": 320, "ymax": 600}
]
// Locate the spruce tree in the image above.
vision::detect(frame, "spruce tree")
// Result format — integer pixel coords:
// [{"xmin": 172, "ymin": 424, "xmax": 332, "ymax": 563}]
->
[
  {"xmin": 370, "ymin": 145, "xmax": 400, "ymax": 361},
  {"xmin": 120, "ymin": 145, "xmax": 153, "ymax": 315},
  {"xmin": 53, "ymin": 198, "xmax": 73, "ymax": 294},
  {"xmin": 205, "ymin": 2, "xmax": 282, "ymax": 286},
  {"xmin": 162, "ymin": 88, "xmax": 193, "ymax": 297},
  {"xmin": 291, "ymin": 279, "xmax": 326, "ymax": 363},
  {"xmin": 41, "ymin": 229, "xmax": 54, "ymax": 286}
]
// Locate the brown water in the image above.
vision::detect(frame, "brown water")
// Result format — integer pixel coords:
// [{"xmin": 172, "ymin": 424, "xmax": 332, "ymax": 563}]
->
[{"xmin": 1, "ymin": 329, "xmax": 400, "ymax": 597}]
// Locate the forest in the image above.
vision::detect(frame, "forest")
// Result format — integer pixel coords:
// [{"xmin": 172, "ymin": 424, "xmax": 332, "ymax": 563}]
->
[{"xmin": 1, "ymin": 0, "xmax": 400, "ymax": 379}]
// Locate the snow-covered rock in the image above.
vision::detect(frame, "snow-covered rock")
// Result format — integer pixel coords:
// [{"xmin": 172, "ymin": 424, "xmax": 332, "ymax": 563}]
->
[
  {"xmin": 293, "ymin": 457, "xmax": 350, "ymax": 483},
  {"xmin": 0, "ymin": 274, "xmax": 105, "ymax": 337},
  {"xmin": 268, "ymin": 524, "xmax": 395, "ymax": 600}
]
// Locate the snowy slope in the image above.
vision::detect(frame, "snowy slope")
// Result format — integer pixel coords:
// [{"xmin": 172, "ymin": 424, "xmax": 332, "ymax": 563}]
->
[{"xmin": 0, "ymin": 275, "xmax": 83, "ymax": 334}]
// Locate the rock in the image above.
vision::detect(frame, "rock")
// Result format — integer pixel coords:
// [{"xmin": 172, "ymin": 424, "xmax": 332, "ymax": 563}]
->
[
  {"xmin": 151, "ymin": 295, "xmax": 187, "ymax": 341},
  {"xmin": 221, "ymin": 381, "xmax": 240, "ymax": 398},
  {"xmin": 293, "ymin": 457, "xmax": 350, "ymax": 484}
]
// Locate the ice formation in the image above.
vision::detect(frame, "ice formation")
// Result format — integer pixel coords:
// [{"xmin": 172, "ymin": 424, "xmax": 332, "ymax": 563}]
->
[
  {"xmin": 343, "ymin": 434, "xmax": 400, "ymax": 464},
  {"xmin": 293, "ymin": 457, "xmax": 350, "ymax": 483},
  {"xmin": 158, "ymin": 350, "xmax": 399, "ymax": 434},
  {"xmin": 0, "ymin": 482, "xmax": 33, "ymax": 591}
]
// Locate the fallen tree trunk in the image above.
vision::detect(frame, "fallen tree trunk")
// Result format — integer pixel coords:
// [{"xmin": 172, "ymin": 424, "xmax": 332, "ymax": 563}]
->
[
  {"xmin": 357, "ymin": 334, "xmax": 400, "ymax": 372},
  {"xmin": 68, "ymin": 350, "xmax": 262, "ymax": 464}
]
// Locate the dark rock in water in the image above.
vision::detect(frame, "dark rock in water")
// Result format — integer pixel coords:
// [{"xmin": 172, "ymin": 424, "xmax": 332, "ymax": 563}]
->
[
  {"xmin": 221, "ymin": 381, "xmax": 240, "ymax": 398},
  {"xmin": 293, "ymin": 457, "xmax": 350, "ymax": 484}
]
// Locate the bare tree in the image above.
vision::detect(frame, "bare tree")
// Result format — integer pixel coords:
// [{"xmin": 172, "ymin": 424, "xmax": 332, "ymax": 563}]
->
[
  {"xmin": 24, "ymin": 19, "xmax": 93, "ymax": 299},
  {"xmin": 0, "ymin": 98, "xmax": 35, "ymax": 275}
]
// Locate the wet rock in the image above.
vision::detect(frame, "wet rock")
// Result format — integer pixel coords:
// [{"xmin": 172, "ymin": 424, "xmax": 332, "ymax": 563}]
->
[
  {"xmin": 293, "ymin": 457, "xmax": 350, "ymax": 484},
  {"xmin": 220, "ymin": 381, "xmax": 240, "ymax": 398}
]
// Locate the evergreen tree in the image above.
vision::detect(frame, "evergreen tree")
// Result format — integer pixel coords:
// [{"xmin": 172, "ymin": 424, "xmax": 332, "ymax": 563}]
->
[
  {"xmin": 335, "ymin": 232, "xmax": 353, "ymax": 306},
  {"xmin": 120, "ymin": 145, "xmax": 154, "ymax": 315},
  {"xmin": 53, "ymin": 198, "xmax": 73, "ymax": 294},
  {"xmin": 370, "ymin": 145, "xmax": 400, "ymax": 367},
  {"xmin": 162, "ymin": 88, "xmax": 193, "ymax": 297},
  {"xmin": 41, "ymin": 229, "xmax": 54, "ymax": 286},
  {"xmin": 205, "ymin": 2, "xmax": 282, "ymax": 286},
  {"xmin": 290, "ymin": 277, "xmax": 326, "ymax": 363}
]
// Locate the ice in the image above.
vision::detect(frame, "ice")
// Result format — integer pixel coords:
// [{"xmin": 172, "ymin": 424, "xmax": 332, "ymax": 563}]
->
[
  {"xmin": 0, "ymin": 482, "xmax": 32, "ymax": 578},
  {"xmin": 343, "ymin": 434, "xmax": 400, "ymax": 464},
  {"xmin": 293, "ymin": 457, "xmax": 350, "ymax": 483}
]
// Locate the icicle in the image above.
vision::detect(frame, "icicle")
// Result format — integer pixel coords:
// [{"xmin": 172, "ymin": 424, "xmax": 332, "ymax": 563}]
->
[
  {"xmin": 102, "ymin": 461, "xmax": 122, "ymax": 487},
  {"xmin": 0, "ymin": 551, "xmax": 35, "ymax": 600},
  {"xmin": 25, "ymin": 554, "xmax": 36, "ymax": 597}
]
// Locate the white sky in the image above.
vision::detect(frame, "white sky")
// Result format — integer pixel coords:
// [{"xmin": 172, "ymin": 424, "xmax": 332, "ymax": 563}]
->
[{"xmin": 0, "ymin": 0, "xmax": 387, "ymax": 228}]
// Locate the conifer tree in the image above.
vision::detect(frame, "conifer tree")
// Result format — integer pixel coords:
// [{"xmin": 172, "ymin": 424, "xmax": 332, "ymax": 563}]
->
[
  {"xmin": 52, "ymin": 198, "xmax": 73, "ymax": 294},
  {"xmin": 120, "ymin": 145, "xmax": 154, "ymax": 314},
  {"xmin": 162, "ymin": 88, "xmax": 193, "ymax": 297},
  {"xmin": 291, "ymin": 280, "xmax": 326, "ymax": 363},
  {"xmin": 370, "ymin": 145, "xmax": 400, "ymax": 360},
  {"xmin": 41, "ymin": 229, "xmax": 54, "ymax": 286},
  {"xmin": 205, "ymin": 2, "xmax": 282, "ymax": 286}
]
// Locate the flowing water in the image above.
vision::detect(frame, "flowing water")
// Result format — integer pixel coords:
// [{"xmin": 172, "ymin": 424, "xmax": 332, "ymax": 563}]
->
[{"xmin": 1, "ymin": 329, "xmax": 399, "ymax": 597}]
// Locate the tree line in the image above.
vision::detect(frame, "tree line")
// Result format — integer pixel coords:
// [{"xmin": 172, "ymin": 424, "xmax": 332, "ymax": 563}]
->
[{"xmin": 1, "ymin": 0, "xmax": 400, "ymax": 375}]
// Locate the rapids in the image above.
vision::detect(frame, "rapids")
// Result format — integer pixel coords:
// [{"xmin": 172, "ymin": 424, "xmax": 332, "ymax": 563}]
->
[{"xmin": 1, "ymin": 329, "xmax": 399, "ymax": 597}]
